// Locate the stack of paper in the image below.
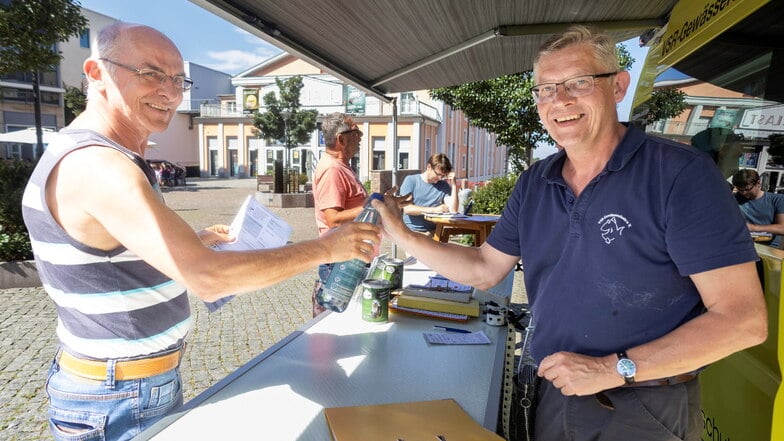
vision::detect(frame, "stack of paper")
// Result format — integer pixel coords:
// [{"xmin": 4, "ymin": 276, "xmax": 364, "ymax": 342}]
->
[{"xmin": 324, "ymin": 399, "xmax": 504, "ymax": 441}]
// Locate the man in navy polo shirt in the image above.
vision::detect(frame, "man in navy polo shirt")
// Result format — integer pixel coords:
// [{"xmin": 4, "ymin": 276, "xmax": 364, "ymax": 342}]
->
[{"xmin": 373, "ymin": 25, "xmax": 767, "ymax": 440}]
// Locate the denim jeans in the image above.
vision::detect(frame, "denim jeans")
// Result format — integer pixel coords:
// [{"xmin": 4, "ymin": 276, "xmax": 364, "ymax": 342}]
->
[{"xmin": 46, "ymin": 354, "xmax": 183, "ymax": 441}]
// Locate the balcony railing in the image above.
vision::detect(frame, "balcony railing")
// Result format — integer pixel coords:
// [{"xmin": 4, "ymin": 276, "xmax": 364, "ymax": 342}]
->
[{"xmin": 197, "ymin": 98, "xmax": 442, "ymax": 122}]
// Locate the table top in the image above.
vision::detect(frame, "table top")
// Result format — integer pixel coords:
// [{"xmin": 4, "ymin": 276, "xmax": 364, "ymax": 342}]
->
[
  {"xmin": 139, "ymin": 262, "xmax": 512, "ymax": 440},
  {"xmin": 425, "ymin": 213, "xmax": 501, "ymax": 225}
]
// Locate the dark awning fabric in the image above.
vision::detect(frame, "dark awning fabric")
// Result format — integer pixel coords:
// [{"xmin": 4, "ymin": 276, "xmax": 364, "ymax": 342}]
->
[{"xmin": 192, "ymin": 0, "xmax": 678, "ymax": 100}]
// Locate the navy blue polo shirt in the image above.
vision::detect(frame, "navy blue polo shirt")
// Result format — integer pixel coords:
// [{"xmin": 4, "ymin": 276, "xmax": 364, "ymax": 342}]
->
[{"xmin": 487, "ymin": 127, "xmax": 757, "ymax": 362}]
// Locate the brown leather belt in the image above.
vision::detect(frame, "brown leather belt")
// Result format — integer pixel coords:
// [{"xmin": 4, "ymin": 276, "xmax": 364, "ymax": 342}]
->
[
  {"xmin": 58, "ymin": 349, "xmax": 183, "ymax": 381},
  {"xmin": 625, "ymin": 372, "xmax": 698, "ymax": 388}
]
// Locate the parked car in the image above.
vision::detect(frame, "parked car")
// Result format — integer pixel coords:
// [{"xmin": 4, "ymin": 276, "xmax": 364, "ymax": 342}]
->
[{"xmin": 146, "ymin": 159, "xmax": 186, "ymax": 187}]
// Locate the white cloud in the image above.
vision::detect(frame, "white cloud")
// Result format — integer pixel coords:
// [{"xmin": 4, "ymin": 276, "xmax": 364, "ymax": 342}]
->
[{"xmin": 203, "ymin": 45, "xmax": 280, "ymax": 74}]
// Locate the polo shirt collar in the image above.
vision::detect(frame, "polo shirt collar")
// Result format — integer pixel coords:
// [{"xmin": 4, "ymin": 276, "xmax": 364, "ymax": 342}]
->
[{"xmin": 540, "ymin": 124, "xmax": 646, "ymax": 184}]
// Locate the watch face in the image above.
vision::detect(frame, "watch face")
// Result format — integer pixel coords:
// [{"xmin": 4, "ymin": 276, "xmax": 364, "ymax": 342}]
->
[{"xmin": 617, "ymin": 358, "xmax": 636, "ymax": 377}]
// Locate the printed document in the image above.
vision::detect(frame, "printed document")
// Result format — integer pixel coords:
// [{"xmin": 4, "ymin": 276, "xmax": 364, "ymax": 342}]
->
[{"xmin": 204, "ymin": 195, "xmax": 292, "ymax": 311}]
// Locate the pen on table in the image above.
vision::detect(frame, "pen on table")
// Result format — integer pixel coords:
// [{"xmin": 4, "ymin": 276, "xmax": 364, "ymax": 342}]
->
[{"xmin": 433, "ymin": 325, "xmax": 471, "ymax": 334}]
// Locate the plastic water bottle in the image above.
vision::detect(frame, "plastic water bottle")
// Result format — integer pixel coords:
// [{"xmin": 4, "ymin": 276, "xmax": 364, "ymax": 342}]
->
[{"xmin": 316, "ymin": 193, "xmax": 383, "ymax": 312}]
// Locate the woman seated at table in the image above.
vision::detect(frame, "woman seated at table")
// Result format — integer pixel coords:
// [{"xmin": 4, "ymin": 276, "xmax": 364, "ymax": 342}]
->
[{"xmin": 399, "ymin": 154, "xmax": 459, "ymax": 235}]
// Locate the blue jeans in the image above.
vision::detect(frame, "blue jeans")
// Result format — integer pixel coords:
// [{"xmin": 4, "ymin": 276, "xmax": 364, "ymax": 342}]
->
[{"xmin": 46, "ymin": 354, "xmax": 183, "ymax": 441}]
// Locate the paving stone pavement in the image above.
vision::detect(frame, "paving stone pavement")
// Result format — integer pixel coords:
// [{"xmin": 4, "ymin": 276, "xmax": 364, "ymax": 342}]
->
[{"xmin": 0, "ymin": 177, "xmax": 525, "ymax": 440}]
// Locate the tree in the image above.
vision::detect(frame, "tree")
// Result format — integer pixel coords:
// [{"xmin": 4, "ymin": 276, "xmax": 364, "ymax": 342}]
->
[
  {"xmin": 430, "ymin": 43, "xmax": 636, "ymax": 172},
  {"xmin": 0, "ymin": 0, "xmax": 87, "ymax": 155},
  {"xmin": 63, "ymin": 84, "xmax": 86, "ymax": 124},
  {"xmin": 252, "ymin": 76, "xmax": 318, "ymax": 183},
  {"xmin": 641, "ymin": 87, "xmax": 687, "ymax": 125}
]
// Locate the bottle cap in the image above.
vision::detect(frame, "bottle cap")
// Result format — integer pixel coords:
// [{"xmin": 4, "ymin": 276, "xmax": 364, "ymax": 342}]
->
[{"xmin": 368, "ymin": 192, "xmax": 384, "ymax": 202}]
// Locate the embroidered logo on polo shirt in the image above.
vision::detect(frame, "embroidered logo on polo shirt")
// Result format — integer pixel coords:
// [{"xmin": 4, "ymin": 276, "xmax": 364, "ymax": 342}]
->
[{"xmin": 598, "ymin": 214, "xmax": 631, "ymax": 244}]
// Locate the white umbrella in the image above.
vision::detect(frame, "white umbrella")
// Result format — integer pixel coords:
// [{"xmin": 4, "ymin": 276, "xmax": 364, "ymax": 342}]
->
[{"xmin": 0, "ymin": 127, "xmax": 57, "ymax": 145}]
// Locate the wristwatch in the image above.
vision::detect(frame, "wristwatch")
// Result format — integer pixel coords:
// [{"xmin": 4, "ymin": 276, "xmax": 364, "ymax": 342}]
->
[{"xmin": 616, "ymin": 351, "xmax": 636, "ymax": 385}]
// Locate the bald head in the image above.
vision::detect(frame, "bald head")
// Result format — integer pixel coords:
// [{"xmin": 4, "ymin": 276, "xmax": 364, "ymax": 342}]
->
[{"xmin": 92, "ymin": 22, "xmax": 182, "ymax": 63}]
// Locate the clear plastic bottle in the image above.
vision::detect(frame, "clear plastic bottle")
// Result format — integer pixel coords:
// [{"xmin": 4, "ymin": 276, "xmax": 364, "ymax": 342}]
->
[{"xmin": 316, "ymin": 192, "xmax": 383, "ymax": 312}]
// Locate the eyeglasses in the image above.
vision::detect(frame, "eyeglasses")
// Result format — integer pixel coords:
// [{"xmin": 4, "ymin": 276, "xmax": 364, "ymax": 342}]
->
[
  {"xmin": 735, "ymin": 181, "xmax": 759, "ymax": 193},
  {"xmin": 531, "ymin": 72, "xmax": 617, "ymax": 103},
  {"xmin": 99, "ymin": 58, "xmax": 193, "ymax": 91}
]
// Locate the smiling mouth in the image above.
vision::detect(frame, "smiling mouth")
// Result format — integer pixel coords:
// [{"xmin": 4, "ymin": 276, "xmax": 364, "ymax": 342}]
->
[
  {"xmin": 148, "ymin": 103, "xmax": 169, "ymax": 112},
  {"xmin": 554, "ymin": 114, "xmax": 583, "ymax": 123}
]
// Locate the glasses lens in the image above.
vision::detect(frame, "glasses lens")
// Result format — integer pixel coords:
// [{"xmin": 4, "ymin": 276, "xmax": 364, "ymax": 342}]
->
[
  {"xmin": 532, "ymin": 85, "xmax": 555, "ymax": 103},
  {"xmin": 564, "ymin": 76, "xmax": 594, "ymax": 97}
]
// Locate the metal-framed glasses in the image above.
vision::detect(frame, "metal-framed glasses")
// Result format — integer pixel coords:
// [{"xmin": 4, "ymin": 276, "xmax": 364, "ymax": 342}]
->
[
  {"xmin": 99, "ymin": 58, "xmax": 193, "ymax": 91},
  {"xmin": 531, "ymin": 72, "xmax": 617, "ymax": 103}
]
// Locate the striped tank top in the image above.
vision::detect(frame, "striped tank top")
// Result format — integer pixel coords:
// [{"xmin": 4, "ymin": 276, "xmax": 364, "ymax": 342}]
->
[{"xmin": 21, "ymin": 129, "xmax": 191, "ymax": 360}]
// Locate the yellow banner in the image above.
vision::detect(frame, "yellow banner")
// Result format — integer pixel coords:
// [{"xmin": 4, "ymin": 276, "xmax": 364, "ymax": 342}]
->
[{"xmin": 632, "ymin": 0, "xmax": 769, "ymax": 111}]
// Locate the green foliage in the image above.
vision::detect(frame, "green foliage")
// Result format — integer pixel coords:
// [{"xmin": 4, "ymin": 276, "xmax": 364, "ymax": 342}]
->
[
  {"xmin": 468, "ymin": 174, "xmax": 519, "ymax": 215},
  {"xmin": 616, "ymin": 43, "xmax": 635, "ymax": 71},
  {"xmin": 430, "ymin": 43, "xmax": 634, "ymax": 172},
  {"xmin": 643, "ymin": 88, "xmax": 687, "ymax": 125},
  {"xmin": 363, "ymin": 180, "xmax": 371, "ymax": 193},
  {"xmin": 252, "ymin": 76, "xmax": 318, "ymax": 169},
  {"xmin": 0, "ymin": 0, "xmax": 87, "ymax": 74},
  {"xmin": 431, "ymin": 72, "xmax": 547, "ymax": 173},
  {"xmin": 64, "ymin": 85, "xmax": 86, "ymax": 124},
  {"xmin": 0, "ymin": 159, "xmax": 35, "ymax": 261}
]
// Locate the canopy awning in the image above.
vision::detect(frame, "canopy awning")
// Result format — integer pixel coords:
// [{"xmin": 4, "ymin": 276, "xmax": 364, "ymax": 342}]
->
[{"xmin": 191, "ymin": 0, "xmax": 678, "ymax": 101}]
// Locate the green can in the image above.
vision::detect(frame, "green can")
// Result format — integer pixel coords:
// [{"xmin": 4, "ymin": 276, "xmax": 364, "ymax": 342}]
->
[
  {"xmin": 361, "ymin": 279, "xmax": 392, "ymax": 323},
  {"xmin": 368, "ymin": 257, "xmax": 405, "ymax": 290}
]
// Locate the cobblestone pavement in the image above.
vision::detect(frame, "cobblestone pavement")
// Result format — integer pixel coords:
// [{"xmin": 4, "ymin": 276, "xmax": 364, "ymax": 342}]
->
[{"xmin": 0, "ymin": 177, "xmax": 525, "ymax": 440}]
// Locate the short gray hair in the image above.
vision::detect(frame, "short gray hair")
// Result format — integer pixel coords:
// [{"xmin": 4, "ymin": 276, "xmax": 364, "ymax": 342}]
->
[
  {"xmin": 321, "ymin": 112, "xmax": 355, "ymax": 149},
  {"xmin": 534, "ymin": 25, "xmax": 619, "ymax": 74}
]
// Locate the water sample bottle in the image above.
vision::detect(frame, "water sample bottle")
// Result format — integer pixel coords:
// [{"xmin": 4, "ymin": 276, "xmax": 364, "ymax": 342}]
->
[{"xmin": 316, "ymin": 193, "xmax": 383, "ymax": 312}]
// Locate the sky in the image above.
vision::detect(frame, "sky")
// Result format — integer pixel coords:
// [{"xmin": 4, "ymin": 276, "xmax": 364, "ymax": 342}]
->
[
  {"xmin": 78, "ymin": 0, "xmax": 282, "ymax": 74},
  {"xmin": 77, "ymin": 0, "xmax": 650, "ymax": 158}
]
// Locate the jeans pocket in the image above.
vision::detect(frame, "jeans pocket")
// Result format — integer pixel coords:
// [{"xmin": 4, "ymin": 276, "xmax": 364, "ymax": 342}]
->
[
  {"xmin": 139, "ymin": 371, "xmax": 183, "ymax": 419},
  {"xmin": 48, "ymin": 405, "xmax": 106, "ymax": 441}
]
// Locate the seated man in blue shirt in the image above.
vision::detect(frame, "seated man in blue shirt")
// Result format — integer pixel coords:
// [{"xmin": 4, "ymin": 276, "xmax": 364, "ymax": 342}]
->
[
  {"xmin": 399, "ymin": 153, "xmax": 459, "ymax": 235},
  {"xmin": 732, "ymin": 169, "xmax": 784, "ymax": 247}
]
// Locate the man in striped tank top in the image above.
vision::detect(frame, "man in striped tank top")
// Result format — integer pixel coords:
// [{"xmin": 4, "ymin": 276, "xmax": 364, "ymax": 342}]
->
[{"xmin": 22, "ymin": 22, "xmax": 380, "ymax": 441}]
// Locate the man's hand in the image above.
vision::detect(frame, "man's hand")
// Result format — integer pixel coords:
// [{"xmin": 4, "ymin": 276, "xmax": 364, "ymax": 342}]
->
[
  {"xmin": 372, "ymin": 192, "xmax": 410, "ymax": 238},
  {"xmin": 383, "ymin": 186, "xmax": 413, "ymax": 209},
  {"xmin": 319, "ymin": 222, "xmax": 382, "ymax": 263},
  {"xmin": 197, "ymin": 224, "xmax": 233, "ymax": 247},
  {"xmin": 537, "ymin": 351, "xmax": 621, "ymax": 396}
]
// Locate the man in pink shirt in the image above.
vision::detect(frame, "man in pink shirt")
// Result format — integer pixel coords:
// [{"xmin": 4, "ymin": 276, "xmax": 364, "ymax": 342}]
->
[{"xmin": 311, "ymin": 113, "xmax": 368, "ymax": 315}]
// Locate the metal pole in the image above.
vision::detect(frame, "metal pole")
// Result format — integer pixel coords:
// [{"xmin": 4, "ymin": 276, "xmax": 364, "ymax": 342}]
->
[{"xmin": 391, "ymin": 98, "xmax": 399, "ymax": 258}]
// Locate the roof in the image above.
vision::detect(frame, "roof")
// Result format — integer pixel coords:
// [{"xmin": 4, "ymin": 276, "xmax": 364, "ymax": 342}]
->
[{"xmin": 192, "ymin": 0, "xmax": 678, "ymax": 101}]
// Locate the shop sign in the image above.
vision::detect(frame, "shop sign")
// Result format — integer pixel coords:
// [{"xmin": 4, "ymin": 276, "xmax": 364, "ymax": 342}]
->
[
  {"xmin": 346, "ymin": 85, "xmax": 366, "ymax": 114},
  {"xmin": 243, "ymin": 88, "xmax": 260, "ymax": 114}
]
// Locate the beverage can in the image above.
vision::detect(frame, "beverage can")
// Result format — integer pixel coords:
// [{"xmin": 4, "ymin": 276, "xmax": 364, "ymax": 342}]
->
[
  {"xmin": 367, "ymin": 257, "xmax": 404, "ymax": 290},
  {"xmin": 360, "ymin": 279, "xmax": 392, "ymax": 323}
]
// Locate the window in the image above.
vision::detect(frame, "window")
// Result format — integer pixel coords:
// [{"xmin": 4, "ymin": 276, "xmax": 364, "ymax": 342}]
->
[
  {"xmin": 397, "ymin": 137, "xmax": 410, "ymax": 169},
  {"xmin": 79, "ymin": 29, "xmax": 90, "ymax": 48},
  {"xmin": 6, "ymin": 144, "xmax": 21, "ymax": 159},
  {"xmin": 372, "ymin": 136, "xmax": 386, "ymax": 170}
]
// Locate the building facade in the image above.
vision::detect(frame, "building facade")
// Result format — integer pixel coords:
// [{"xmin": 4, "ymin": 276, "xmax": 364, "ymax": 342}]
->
[{"xmin": 194, "ymin": 53, "xmax": 509, "ymax": 185}]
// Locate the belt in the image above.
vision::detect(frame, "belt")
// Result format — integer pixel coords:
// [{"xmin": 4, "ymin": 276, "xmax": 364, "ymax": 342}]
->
[
  {"xmin": 58, "ymin": 348, "xmax": 183, "ymax": 381},
  {"xmin": 625, "ymin": 372, "xmax": 698, "ymax": 388}
]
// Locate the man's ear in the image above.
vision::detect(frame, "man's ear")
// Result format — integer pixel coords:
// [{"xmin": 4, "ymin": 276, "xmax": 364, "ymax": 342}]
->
[
  {"xmin": 613, "ymin": 71, "xmax": 631, "ymax": 104},
  {"xmin": 83, "ymin": 58, "xmax": 106, "ymax": 92}
]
